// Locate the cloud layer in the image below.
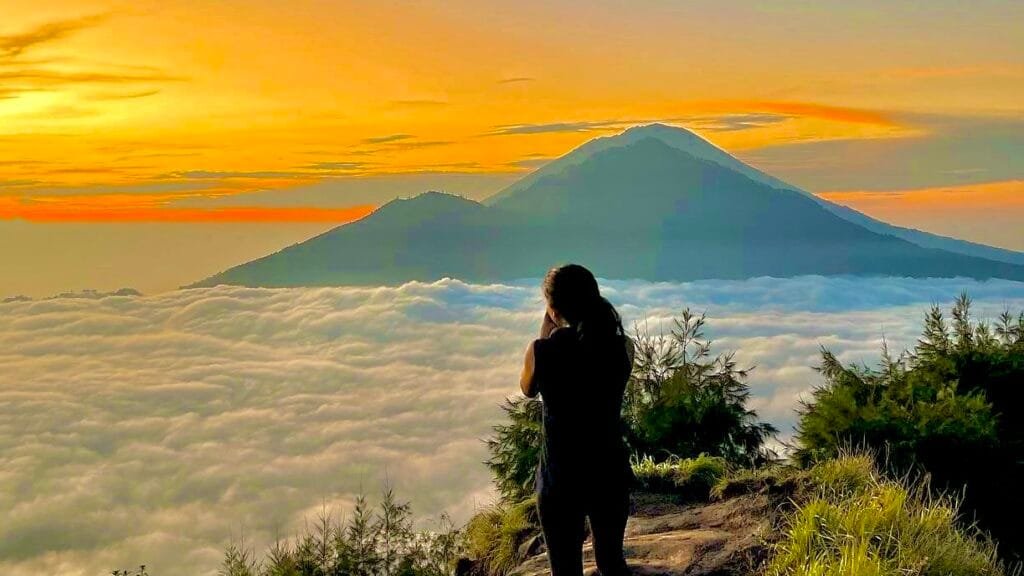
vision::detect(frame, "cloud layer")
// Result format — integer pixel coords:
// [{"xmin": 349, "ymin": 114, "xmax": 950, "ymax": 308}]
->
[{"xmin": 1, "ymin": 277, "xmax": 1022, "ymax": 575}]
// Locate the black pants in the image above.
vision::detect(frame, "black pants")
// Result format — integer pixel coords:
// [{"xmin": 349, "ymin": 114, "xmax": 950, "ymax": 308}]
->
[{"xmin": 536, "ymin": 487, "xmax": 630, "ymax": 576}]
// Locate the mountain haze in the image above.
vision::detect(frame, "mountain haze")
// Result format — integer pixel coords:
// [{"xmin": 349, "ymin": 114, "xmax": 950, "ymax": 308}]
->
[{"xmin": 192, "ymin": 125, "xmax": 1024, "ymax": 287}]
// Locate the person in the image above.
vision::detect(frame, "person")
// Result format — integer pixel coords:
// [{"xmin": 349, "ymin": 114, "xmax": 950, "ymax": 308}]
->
[{"xmin": 519, "ymin": 264, "xmax": 635, "ymax": 576}]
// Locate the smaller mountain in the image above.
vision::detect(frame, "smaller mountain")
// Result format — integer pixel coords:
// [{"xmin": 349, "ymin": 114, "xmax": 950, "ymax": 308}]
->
[{"xmin": 197, "ymin": 191, "xmax": 505, "ymax": 287}]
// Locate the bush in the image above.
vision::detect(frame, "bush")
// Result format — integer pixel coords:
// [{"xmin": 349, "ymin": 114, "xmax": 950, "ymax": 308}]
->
[
  {"xmin": 631, "ymin": 454, "xmax": 728, "ymax": 501},
  {"xmin": 626, "ymin": 309, "xmax": 777, "ymax": 464},
  {"xmin": 710, "ymin": 464, "xmax": 802, "ymax": 501},
  {"xmin": 807, "ymin": 453, "xmax": 874, "ymax": 500},
  {"xmin": 794, "ymin": 295, "xmax": 1024, "ymax": 560},
  {"xmin": 768, "ymin": 455, "xmax": 1004, "ymax": 576},
  {"xmin": 485, "ymin": 397, "xmax": 542, "ymax": 503},
  {"xmin": 463, "ymin": 498, "xmax": 539, "ymax": 576},
  {"xmin": 218, "ymin": 487, "xmax": 463, "ymax": 576}
]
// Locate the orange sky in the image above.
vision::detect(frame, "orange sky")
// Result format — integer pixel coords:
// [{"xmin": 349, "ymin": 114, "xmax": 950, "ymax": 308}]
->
[{"xmin": 0, "ymin": 1, "xmax": 1022, "ymax": 294}]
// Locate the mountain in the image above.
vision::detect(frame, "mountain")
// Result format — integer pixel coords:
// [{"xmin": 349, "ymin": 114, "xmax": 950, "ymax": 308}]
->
[
  {"xmin": 493, "ymin": 123, "xmax": 1024, "ymax": 266},
  {"xmin": 192, "ymin": 125, "xmax": 1024, "ymax": 287}
]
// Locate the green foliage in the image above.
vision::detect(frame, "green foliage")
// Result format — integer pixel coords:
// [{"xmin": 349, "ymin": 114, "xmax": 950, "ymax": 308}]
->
[
  {"xmin": 463, "ymin": 498, "xmax": 539, "ymax": 576},
  {"xmin": 710, "ymin": 463, "xmax": 803, "ymax": 501},
  {"xmin": 221, "ymin": 538, "xmax": 260, "ymax": 576},
  {"xmin": 631, "ymin": 454, "xmax": 727, "ymax": 500},
  {"xmin": 768, "ymin": 455, "xmax": 1004, "ymax": 576},
  {"xmin": 807, "ymin": 453, "xmax": 875, "ymax": 500},
  {"xmin": 795, "ymin": 294, "xmax": 1024, "ymax": 560},
  {"xmin": 221, "ymin": 487, "xmax": 463, "ymax": 576},
  {"xmin": 625, "ymin": 309, "xmax": 778, "ymax": 464},
  {"xmin": 485, "ymin": 397, "xmax": 542, "ymax": 503}
]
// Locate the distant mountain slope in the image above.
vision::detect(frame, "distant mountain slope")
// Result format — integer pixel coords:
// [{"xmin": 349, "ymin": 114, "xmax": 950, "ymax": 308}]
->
[
  {"xmin": 197, "ymin": 192, "xmax": 506, "ymax": 287},
  {"xmin": 191, "ymin": 126, "xmax": 1024, "ymax": 288},
  {"xmin": 494, "ymin": 123, "xmax": 1023, "ymax": 266}
]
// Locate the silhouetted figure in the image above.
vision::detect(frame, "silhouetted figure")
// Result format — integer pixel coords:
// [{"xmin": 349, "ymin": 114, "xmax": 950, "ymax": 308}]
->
[{"xmin": 520, "ymin": 264, "xmax": 635, "ymax": 576}]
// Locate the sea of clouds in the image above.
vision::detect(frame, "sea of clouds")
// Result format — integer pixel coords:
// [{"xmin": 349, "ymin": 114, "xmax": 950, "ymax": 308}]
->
[{"xmin": 2, "ymin": 276, "xmax": 1023, "ymax": 576}]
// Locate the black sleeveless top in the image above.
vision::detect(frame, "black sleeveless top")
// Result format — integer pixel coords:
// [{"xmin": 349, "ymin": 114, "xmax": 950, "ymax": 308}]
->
[{"xmin": 532, "ymin": 326, "xmax": 634, "ymax": 495}]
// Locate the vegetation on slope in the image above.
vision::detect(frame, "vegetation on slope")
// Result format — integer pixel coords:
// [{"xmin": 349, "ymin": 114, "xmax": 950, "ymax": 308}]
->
[
  {"xmin": 769, "ymin": 454, "xmax": 1004, "ymax": 576},
  {"xmin": 794, "ymin": 294, "xmax": 1024, "ymax": 561}
]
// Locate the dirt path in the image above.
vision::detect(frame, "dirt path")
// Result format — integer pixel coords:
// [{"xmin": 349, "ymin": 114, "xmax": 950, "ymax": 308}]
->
[{"xmin": 514, "ymin": 494, "xmax": 772, "ymax": 576}]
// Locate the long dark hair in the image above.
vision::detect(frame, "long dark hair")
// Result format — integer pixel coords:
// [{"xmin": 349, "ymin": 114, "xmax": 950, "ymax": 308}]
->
[{"xmin": 542, "ymin": 264, "xmax": 624, "ymax": 343}]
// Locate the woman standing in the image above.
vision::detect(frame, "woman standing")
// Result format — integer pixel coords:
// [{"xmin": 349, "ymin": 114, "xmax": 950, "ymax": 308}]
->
[{"xmin": 520, "ymin": 264, "xmax": 634, "ymax": 576}]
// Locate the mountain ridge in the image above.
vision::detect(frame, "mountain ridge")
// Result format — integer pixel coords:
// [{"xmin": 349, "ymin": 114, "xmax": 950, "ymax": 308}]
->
[
  {"xmin": 191, "ymin": 124, "xmax": 1024, "ymax": 288},
  {"xmin": 489, "ymin": 123, "xmax": 1024, "ymax": 266}
]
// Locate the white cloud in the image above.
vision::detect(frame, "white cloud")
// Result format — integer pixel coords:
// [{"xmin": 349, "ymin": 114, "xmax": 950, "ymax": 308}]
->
[{"xmin": 0, "ymin": 276, "xmax": 1021, "ymax": 575}]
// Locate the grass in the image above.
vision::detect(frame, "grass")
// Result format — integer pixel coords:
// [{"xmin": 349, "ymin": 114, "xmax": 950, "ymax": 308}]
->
[
  {"xmin": 464, "ymin": 497, "xmax": 539, "ymax": 576},
  {"xmin": 710, "ymin": 463, "xmax": 803, "ymax": 500},
  {"xmin": 767, "ymin": 454, "xmax": 1005, "ymax": 576},
  {"xmin": 631, "ymin": 454, "xmax": 728, "ymax": 500}
]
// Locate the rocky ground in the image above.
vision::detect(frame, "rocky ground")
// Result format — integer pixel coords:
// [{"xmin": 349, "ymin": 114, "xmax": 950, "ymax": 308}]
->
[{"xmin": 513, "ymin": 492, "xmax": 776, "ymax": 576}]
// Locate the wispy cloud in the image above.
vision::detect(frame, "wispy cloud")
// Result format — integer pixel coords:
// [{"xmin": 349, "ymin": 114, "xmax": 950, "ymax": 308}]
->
[
  {"xmin": 0, "ymin": 15, "xmax": 180, "ymax": 100},
  {"xmin": 0, "ymin": 68, "xmax": 180, "ymax": 85},
  {"xmin": 506, "ymin": 155, "xmax": 553, "ymax": 169},
  {"xmin": 740, "ymin": 113, "xmax": 1024, "ymax": 191},
  {"xmin": 498, "ymin": 76, "xmax": 534, "ymax": 84},
  {"xmin": 819, "ymin": 179, "xmax": 1024, "ymax": 207},
  {"xmin": 0, "ymin": 14, "xmax": 108, "ymax": 60},
  {"xmin": 484, "ymin": 120, "xmax": 632, "ymax": 136},
  {"xmin": 361, "ymin": 134, "xmax": 414, "ymax": 145},
  {"xmin": 166, "ymin": 170, "xmax": 313, "ymax": 180},
  {"xmin": 383, "ymin": 140, "xmax": 453, "ymax": 151},
  {"xmin": 88, "ymin": 89, "xmax": 161, "ymax": 101},
  {"xmin": 0, "ymin": 194, "xmax": 375, "ymax": 222},
  {"xmin": 352, "ymin": 137, "xmax": 454, "ymax": 153},
  {"xmin": 303, "ymin": 161, "xmax": 373, "ymax": 171},
  {"xmin": 680, "ymin": 112, "xmax": 791, "ymax": 132},
  {"xmin": 484, "ymin": 101, "xmax": 897, "ymax": 138},
  {"xmin": 714, "ymin": 100, "xmax": 896, "ymax": 127},
  {"xmin": 0, "ymin": 179, "xmax": 39, "ymax": 188}
]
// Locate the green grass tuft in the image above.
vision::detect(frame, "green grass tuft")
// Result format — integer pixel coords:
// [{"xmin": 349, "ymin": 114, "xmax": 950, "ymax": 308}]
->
[
  {"xmin": 464, "ymin": 497, "xmax": 539, "ymax": 576},
  {"xmin": 710, "ymin": 464, "xmax": 803, "ymax": 500},
  {"xmin": 768, "ymin": 455, "xmax": 1004, "ymax": 576},
  {"xmin": 632, "ymin": 454, "xmax": 728, "ymax": 501}
]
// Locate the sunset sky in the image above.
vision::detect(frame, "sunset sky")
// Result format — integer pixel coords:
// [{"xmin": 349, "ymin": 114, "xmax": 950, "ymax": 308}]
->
[{"xmin": 1, "ymin": 0, "xmax": 1022, "ymax": 296}]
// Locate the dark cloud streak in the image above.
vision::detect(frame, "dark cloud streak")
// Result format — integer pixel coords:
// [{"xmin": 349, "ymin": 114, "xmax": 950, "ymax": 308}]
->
[
  {"xmin": 361, "ymin": 134, "xmax": 414, "ymax": 144},
  {"xmin": 0, "ymin": 14, "xmax": 108, "ymax": 60}
]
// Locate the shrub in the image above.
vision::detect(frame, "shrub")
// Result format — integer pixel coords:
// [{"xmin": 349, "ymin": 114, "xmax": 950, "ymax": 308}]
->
[
  {"xmin": 626, "ymin": 309, "xmax": 777, "ymax": 464},
  {"xmin": 807, "ymin": 453, "xmax": 874, "ymax": 500},
  {"xmin": 630, "ymin": 454, "xmax": 680, "ymax": 492},
  {"xmin": 463, "ymin": 498, "xmax": 539, "ymax": 576},
  {"xmin": 218, "ymin": 487, "xmax": 462, "ymax": 576},
  {"xmin": 485, "ymin": 397, "xmax": 542, "ymax": 503},
  {"xmin": 768, "ymin": 455, "xmax": 1005, "ymax": 576},
  {"xmin": 710, "ymin": 464, "xmax": 803, "ymax": 501},
  {"xmin": 631, "ymin": 454, "xmax": 728, "ymax": 500},
  {"xmin": 794, "ymin": 295, "xmax": 1024, "ymax": 560}
]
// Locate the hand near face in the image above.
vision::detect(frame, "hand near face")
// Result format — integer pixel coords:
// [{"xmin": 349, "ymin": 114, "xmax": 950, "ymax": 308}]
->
[{"xmin": 540, "ymin": 310, "xmax": 559, "ymax": 339}]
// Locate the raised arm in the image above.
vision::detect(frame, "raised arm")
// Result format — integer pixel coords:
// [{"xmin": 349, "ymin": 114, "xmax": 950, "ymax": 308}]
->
[{"xmin": 520, "ymin": 340, "xmax": 540, "ymax": 397}]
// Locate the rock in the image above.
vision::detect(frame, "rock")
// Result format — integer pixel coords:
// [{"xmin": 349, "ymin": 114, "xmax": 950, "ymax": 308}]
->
[
  {"xmin": 511, "ymin": 494, "xmax": 772, "ymax": 576},
  {"xmin": 455, "ymin": 557, "xmax": 480, "ymax": 576}
]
